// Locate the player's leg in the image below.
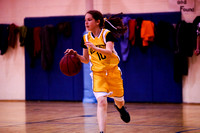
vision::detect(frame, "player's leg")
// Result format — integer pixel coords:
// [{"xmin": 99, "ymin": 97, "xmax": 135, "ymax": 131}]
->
[
  {"xmin": 107, "ymin": 67, "xmax": 130, "ymax": 123},
  {"xmin": 92, "ymin": 71, "xmax": 109, "ymax": 132},
  {"xmin": 97, "ymin": 96, "xmax": 107, "ymax": 133},
  {"xmin": 114, "ymin": 99, "xmax": 124, "ymax": 109},
  {"xmin": 114, "ymin": 99, "xmax": 130, "ymax": 123}
]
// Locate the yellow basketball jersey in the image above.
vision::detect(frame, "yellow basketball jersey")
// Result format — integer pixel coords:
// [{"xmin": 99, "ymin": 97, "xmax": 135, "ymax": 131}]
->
[{"xmin": 83, "ymin": 29, "xmax": 120, "ymax": 72}]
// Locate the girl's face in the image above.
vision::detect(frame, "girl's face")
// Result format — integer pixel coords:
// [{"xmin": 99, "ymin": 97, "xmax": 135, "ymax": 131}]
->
[{"xmin": 85, "ymin": 13, "xmax": 100, "ymax": 31}]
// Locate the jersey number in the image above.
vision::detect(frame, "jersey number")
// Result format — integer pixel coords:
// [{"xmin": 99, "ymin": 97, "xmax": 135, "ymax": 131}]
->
[{"xmin": 97, "ymin": 52, "xmax": 106, "ymax": 60}]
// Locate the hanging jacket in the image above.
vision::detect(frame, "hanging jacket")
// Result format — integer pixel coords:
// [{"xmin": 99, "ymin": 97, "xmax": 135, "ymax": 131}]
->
[
  {"xmin": 33, "ymin": 27, "xmax": 41, "ymax": 57},
  {"xmin": 57, "ymin": 22, "xmax": 71, "ymax": 38},
  {"xmin": 18, "ymin": 26, "xmax": 27, "ymax": 47},
  {"xmin": 193, "ymin": 16, "xmax": 200, "ymax": 28},
  {"xmin": 8, "ymin": 23, "xmax": 19, "ymax": 48},
  {"xmin": 155, "ymin": 21, "xmax": 176, "ymax": 50},
  {"xmin": 175, "ymin": 21, "xmax": 196, "ymax": 57},
  {"xmin": 134, "ymin": 17, "xmax": 143, "ymax": 47},
  {"xmin": 128, "ymin": 19, "xmax": 136, "ymax": 46},
  {"xmin": 24, "ymin": 28, "xmax": 35, "ymax": 68},
  {"xmin": 120, "ymin": 16, "xmax": 131, "ymax": 61},
  {"xmin": 173, "ymin": 21, "xmax": 196, "ymax": 82},
  {"xmin": 140, "ymin": 20, "xmax": 155, "ymax": 47},
  {"xmin": 0, "ymin": 24, "xmax": 9, "ymax": 55},
  {"xmin": 40, "ymin": 25, "xmax": 57, "ymax": 70}
]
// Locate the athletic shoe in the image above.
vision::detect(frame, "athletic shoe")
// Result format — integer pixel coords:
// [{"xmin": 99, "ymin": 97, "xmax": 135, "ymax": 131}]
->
[{"xmin": 114, "ymin": 104, "xmax": 130, "ymax": 123}]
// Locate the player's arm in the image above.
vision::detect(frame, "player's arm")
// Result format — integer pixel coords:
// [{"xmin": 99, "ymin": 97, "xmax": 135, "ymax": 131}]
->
[
  {"xmin": 85, "ymin": 41, "xmax": 113, "ymax": 56},
  {"xmin": 64, "ymin": 48, "xmax": 89, "ymax": 64},
  {"xmin": 77, "ymin": 48, "xmax": 89, "ymax": 64},
  {"xmin": 84, "ymin": 32, "xmax": 116, "ymax": 56}
]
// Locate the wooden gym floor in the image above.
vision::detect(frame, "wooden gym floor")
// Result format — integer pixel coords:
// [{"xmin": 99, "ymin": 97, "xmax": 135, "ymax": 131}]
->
[{"xmin": 0, "ymin": 101, "xmax": 200, "ymax": 133}]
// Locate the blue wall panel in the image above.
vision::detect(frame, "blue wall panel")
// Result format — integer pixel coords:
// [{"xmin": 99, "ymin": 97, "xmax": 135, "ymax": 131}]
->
[
  {"xmin": 25, "ymin": 16, "xmax": 85, "ymax": 101},
  {"xmin": 121, "ymin": 46, "xmax": 153, "ymax": 102}
]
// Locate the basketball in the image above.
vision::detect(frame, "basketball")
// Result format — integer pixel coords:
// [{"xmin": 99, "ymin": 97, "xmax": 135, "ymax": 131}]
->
[{"xmin": 59, "ymin": 53, "xmax": 82, "ymax": 76}]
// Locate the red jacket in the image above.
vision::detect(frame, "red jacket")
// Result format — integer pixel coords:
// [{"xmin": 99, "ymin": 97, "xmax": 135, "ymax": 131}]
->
[{"xmin": 141, "ymin": 20, "xmax": 155, "ymax": 46}]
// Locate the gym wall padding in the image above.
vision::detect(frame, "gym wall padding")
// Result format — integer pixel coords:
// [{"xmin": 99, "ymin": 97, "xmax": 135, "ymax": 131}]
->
[
  {"xmin": 25, "ymin": 16, "xmax": 85, "ymax": 101},
  {"xmin": 25, "ymin": 12, "xmax": 182, "ymax": 103},
  {"xmin": 116, "ymin": 12, "xmax": 182, "ymax": 103}
]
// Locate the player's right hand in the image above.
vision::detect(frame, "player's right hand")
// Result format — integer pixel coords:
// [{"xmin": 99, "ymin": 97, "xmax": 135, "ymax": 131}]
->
[{"xmin": 64, "ymin": 49, "xmax": 77, "ymax": 55}]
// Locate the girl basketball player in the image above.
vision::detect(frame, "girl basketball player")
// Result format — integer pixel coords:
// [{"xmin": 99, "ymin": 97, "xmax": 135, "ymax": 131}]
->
[{"xmin": 65, "ymin": 10, "xmax": 130, "ymax": 133}]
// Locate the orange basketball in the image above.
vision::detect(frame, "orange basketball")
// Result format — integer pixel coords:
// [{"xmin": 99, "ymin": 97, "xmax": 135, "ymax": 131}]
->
[{"xmin": 59, "ymin": 53, "xmax": 82, "ymax": 76}]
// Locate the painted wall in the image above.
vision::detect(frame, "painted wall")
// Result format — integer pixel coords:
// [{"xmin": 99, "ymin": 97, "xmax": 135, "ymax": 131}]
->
[
  {"xmin": 0, "ymin": 0, "xmax": 199, "ymax": 103},
  {"xmin": 0, "ymin": 0, "xmax": 86, "ymax": 100}
]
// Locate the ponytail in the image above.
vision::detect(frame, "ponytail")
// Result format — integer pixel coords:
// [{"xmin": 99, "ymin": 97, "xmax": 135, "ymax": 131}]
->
[{"xmin": 104, "ymin": 13, "xmax": 127, "ymax": 38}]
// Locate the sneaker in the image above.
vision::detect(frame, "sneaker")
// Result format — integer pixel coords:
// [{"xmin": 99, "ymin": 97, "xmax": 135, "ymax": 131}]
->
[{"xmin": 114, "ymin": 104, "xmax": 130, "ymax": 123}]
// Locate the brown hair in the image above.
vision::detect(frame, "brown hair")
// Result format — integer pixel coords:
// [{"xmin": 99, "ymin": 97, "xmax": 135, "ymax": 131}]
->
[
  {"xmin": 86, "ymin": 10, "xmax": 127, "ymax": 38},
  {"xmin": 105, "ymin": 15, "xmax": 127, "ymax": 38},
  {"xmin": 86, "ymin": 10, "xmax": 104, "ymax": 28}
]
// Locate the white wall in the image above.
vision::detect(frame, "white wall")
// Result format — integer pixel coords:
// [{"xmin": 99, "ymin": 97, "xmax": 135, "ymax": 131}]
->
[
  {"xmin": 0, "ymin": 0, "xmax": 199, "ymax": 103},
  {"xmin": 0, "ymin": 0, "xmax": 86, "ymax": 100}
]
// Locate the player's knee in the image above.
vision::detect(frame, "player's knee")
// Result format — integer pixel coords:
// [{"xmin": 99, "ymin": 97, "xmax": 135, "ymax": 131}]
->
[{"xmin": 97, "ymin": 97, "xmax": 107, "ymax": 107}]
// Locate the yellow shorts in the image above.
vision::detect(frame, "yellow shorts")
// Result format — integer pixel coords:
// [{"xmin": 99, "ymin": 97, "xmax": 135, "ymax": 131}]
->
[{"xmin": 91, "ymin": 66, "xmax": 124, "ymax": 98}]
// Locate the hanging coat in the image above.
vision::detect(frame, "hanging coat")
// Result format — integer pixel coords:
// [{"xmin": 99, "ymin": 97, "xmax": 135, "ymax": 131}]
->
[
  {"xmin": 120, "ymin": 16, "xmax": 131, "ymax": 61},
  {"xmin": 57, "ymin": 22, "xmax": 71, "ymax": 38},
  {"xmin": 128, "ymin": 19, "xmax": 136, "ymax": 46},
  {"xmin": 175, "ymin": 21, "xmax": 196, "ymax": 57},
  {"xmin": 155, "ymin": 21, "xmax": 176, "ymax": 50},
  {"xmin": 0, "ymin": 24, "xmax": 9, "ymax": 55},
  {"xmin": 33, "ymin": 27, "xmax": 41, "ymax": 57},
  {"xmin": 8, "ymin": 23, "xmax": 19, "ymax": 48},
  {"xmin": 140, "ymin": 20, "xmax": 155, "ymax": 47},
  {"xmin": 18, "ymin": 26, "xmax": 27, "ymax": 47},
  {"xmin": 40, "ymin": 25, "xmax": 57, "ymax": 70},
  {"xmin": 24, "ymin": 28, "xmax": 35, "ymax": 68}
]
